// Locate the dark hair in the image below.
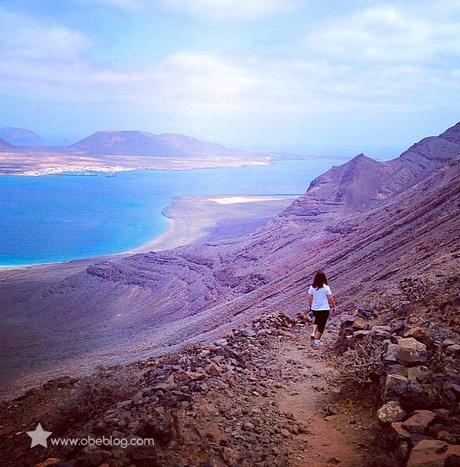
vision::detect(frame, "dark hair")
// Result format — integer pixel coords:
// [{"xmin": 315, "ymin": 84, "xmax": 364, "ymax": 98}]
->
[{"xmin": 312, "ymin": 270, "xmax": 328, "ymax": 290}]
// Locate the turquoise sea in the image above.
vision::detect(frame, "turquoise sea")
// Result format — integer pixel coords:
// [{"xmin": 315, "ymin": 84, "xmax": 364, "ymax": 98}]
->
[{"xmin": 0, "ymin": 158, "xmax": 344, "ymax": 266}]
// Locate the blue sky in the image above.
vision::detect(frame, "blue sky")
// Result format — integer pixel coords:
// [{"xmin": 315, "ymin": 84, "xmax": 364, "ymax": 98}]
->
[{"xmin": 1, "ymin": 0, "xmax": 459, "ymax": 157}]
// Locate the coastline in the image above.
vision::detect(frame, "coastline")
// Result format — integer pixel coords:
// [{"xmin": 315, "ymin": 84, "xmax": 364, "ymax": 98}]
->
[
  {"xmin": 129, "ymin": 195, "xmax": 297, "ymax": 252},
  {"xmin": 0, "ymin": 194, "xmax": 296, "ymax": 269},
  {"xmin": 0, "ymin": 151, "xmax": 271, "ymax": 177}
]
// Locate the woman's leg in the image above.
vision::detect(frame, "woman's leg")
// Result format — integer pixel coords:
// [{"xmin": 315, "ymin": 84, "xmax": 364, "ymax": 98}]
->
[
  {"xmin": 311, "ymin": 324, "xmax": 318, "ymax": 339},
  {"xmin": 312, "ymin": 311, "xmax": 321, "ymax": 339},
  {"xmin": 315, "ymin": 311, "xmax": 330, "ymax": 340}
]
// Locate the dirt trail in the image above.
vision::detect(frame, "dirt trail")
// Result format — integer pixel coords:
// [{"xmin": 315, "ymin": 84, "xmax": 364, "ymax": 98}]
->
[
  {"xmin": 270, "ymin": 325, "xmax": 375, "ymax": 466},
  {"xmin": 0, "ymin": 315, "xmax": 376, "ymax": 467}
]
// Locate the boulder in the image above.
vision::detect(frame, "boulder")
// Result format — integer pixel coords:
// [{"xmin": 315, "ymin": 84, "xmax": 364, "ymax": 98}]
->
[
  {"xmin": 370, "ymin": 325, "xmax": 392, "ymax": 340},
  {"xmin": 404, "ymin": 327, "xmax": 434, "ymax": 347},
  {"xmin": 377, "ymin": 401, "xmax": 407, "ymax": 424},
  {"xmin": 403, "ymin": 410, "xmax": 436, "ymax": 434},
  {"xmin": 407, "ymin": 439, "xmax": 460, "ymax": 467},
  {"xmin": 408, "ymin": 366, "xmax": 429, "ymax": 382},
  {"xmin": 384, "ymin": 344, "xmax": 400, "ymax": 363},
  {"xmin": 385, "ymin": 338, "xmax": 427, "ymax": 365},
  {"xmin": 385, "ymin": 364, "xmax": 409, "ymax": 378},
  {"xmin": 384, "ymin": 374, "xmax": 409, "ymax": 401},
  {"xmin": 390, "ymin": 422, "xmax": 411, "ymax": 440}
]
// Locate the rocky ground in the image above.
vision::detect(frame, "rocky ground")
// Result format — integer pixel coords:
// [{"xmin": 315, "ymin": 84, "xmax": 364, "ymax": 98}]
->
[
  {"xmin": 334, "ymin": 273, "xmax": 460, "ymax": 466},
  {"xmin": 1, "ymin": 269, "xmax": 459, "ymax": 467},
  {"xmin": 0, "ymin": 313, "xmax": 379, "ymax": 467}
]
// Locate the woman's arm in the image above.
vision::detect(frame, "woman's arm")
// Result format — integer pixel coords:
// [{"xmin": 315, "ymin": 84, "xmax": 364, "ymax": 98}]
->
[
  {"xmin": 307, "ymin": 293, "xmax": 313, "ymax": 311},
  {"xmin": 328, "ymin": 295, "xmax": 337, "ymax": 312}
]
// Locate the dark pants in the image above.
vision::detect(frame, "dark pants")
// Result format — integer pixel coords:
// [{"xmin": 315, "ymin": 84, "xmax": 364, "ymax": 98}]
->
[{"xmin": 313, "ymin": 310, "xmax": 330, "ymax": 333}]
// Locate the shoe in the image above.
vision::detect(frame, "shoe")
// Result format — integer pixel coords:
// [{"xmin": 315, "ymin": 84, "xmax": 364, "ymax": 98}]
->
[{"xmin": 313, "ymin": 339, "xmax": 322, "ymax": 345}]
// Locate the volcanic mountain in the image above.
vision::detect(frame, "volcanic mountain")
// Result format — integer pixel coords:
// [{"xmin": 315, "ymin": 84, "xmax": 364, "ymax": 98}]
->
[
  {"xmin": 0, "ymin": 128, "xmax": 42, "ymax": 145},
  {"xmin": 0, "ymin": 122, "xmax": 459, "ymax": 399},
  {"xmin": 67, "ymin": 131, "xmax": 247, "ymax": 157}
]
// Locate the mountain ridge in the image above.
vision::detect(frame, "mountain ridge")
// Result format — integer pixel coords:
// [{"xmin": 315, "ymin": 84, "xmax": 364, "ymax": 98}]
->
[{"xmin": 283, "ymin": 121, "xmax": 460, "ymax": 218}]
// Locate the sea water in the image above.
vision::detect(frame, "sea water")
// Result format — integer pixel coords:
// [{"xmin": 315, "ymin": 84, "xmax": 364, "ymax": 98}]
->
[{"xmin": 0, "ymin": 158, "xmax": 344, "ymax": 266}]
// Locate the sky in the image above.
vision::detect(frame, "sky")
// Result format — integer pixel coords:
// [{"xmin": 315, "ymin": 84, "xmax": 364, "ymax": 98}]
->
[{"xmin": 1, "ymin": 0, "xmax": 459, "ymax": 158}]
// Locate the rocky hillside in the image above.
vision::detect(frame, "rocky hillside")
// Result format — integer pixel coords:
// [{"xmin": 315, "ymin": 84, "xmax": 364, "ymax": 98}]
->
[
  {"xmin": 1, "ymin": 279, "xmax": 458, "ymax": 466},
  {"xmin": 0, "ymin": 122, "xmax": 459, "ymax": 401},
  {"xmin": 284, "ymin": 123, "xmax": 460, "ymax": 217},
  {"xmin": 0, "ymin": 313, "xmax": 377, "ymax": 467},
  {"xmin": 333, "ymin": 269, "xmax": 460, "ymax": 466}
]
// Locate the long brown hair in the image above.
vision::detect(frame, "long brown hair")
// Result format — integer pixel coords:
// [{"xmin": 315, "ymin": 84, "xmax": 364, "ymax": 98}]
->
[{"xmin": 312, "ymin": 270, "xmax": 328, "ymax": 290}]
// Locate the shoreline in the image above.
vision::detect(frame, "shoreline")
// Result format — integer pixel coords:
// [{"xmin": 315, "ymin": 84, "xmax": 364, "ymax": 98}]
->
[
  {"xmin": 0, "ymin": 194, "xmax": 297, "ymax": 269},
  {"xmin": 0, "ymin": 152, "xmax": 272, "ymax": 177},
  {"xmin": 129, "ymin": 194, "xmax": 297, "ymax": 252}
]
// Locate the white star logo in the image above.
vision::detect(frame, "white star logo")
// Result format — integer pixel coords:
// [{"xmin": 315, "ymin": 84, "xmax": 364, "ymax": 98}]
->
[{"xmin": 26, "ymin": 423, "xmax": 52, "ymax": 448}]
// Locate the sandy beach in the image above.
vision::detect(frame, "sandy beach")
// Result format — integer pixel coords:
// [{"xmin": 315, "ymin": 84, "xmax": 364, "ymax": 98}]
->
[
  {"xmin": 0, "ymin": 194, "xmax": 295, "ymax": 269},
  {"xmin": 130, "ymin": 195, "xmax": 296, "ymax": 252}
]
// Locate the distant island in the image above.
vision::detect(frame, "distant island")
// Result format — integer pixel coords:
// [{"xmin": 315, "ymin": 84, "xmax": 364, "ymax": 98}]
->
[{"xmin": 0, "ymin": 129, "xmax": 306, "ymax": 176}]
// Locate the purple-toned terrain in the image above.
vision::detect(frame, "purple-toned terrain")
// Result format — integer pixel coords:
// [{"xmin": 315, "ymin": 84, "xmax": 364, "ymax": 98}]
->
[
  {"xmin": 0, "ymin": 123, "xmax": 459, "ymax": 400},
  {"xmin": 0, "ymin": 130, "xmax": 269, "ymax": 176},
  {"xmin": 66, "ymin": 131, "xmax": 248, "ymax": 158}
]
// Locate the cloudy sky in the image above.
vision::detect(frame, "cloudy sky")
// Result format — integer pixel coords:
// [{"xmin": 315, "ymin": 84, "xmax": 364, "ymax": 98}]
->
[{"xmin": 1, "ymin": 0, "xmax": 459, "ymax": 157}]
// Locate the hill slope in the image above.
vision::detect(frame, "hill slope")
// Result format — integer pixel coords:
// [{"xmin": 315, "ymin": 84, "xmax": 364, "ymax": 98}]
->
[
  {"xmin": 67, "ymin": 131, "xmax": 247, "ymax": 157},
  {"xmin": 0, "ymin": 127, "xmax": 42, "ymax": 145},
  {"xmin": 1, "ymin": 122, "xmax": 459, "ymax": 399}
]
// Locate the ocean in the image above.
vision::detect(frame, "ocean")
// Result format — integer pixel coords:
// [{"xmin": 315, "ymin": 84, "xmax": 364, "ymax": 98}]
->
[{"xmin": 0, "ymin": 158, "xmax": 344, "ymax": 266}]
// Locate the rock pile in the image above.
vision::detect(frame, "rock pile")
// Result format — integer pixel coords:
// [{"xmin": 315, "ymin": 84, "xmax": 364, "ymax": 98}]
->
[
  {"xmin": 9, "ymin": 312, "xmax": 316, "ymax": 467},
  {"xmin": 336, "ymin": 299, "xmax": 460, "ymax": 467}
]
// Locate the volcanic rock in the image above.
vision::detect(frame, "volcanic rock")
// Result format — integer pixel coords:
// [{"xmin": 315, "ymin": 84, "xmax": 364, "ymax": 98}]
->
[
  {"xmin": 403, "ymin": 410, "xmax": 437, "ymax": 434},
  {"xmin": 407, "ymin": 439, "xmax": 460, "ymax": 467},
  {"xmin": 377, "ymin": 401, "xmax": 407, "ymax": 424}
]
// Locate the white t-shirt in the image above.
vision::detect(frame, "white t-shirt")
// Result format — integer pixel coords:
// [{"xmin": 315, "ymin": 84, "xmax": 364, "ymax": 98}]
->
[{"xmin": 308, "ymin": 285, "xmax": 332, "ymax": 311}]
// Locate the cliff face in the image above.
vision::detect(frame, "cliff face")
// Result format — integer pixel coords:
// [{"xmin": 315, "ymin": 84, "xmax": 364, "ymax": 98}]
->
[{"xmin": 0, "ymin": 123, "xmax": 459, "ymax": 398}]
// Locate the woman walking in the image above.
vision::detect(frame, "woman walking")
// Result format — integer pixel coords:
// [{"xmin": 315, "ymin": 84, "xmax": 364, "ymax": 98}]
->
[{"xmin": 307, "ymin": 270, "xmax": 336, "ymax": 345}]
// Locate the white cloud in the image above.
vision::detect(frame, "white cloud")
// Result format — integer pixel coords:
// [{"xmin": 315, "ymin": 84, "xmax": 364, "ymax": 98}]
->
[
  {"xmin": 0, "ymin": 4, "xmax": 459, "ymax": 143},
  {"xmin": 0, "ymin": 9, "xmax": 91, "ymax": 61},
  {"xmin": 160, "ymin": 0, "xmax": 301, "ymax": 22},
  {"xmin": 306, "ymin": 5, "xmax": 460, "ymax": 63}
]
